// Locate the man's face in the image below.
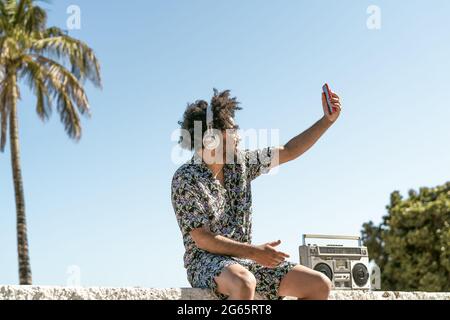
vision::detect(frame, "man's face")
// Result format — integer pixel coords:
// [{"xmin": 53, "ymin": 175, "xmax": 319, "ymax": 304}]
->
[
  {"xmin": 202, "ymin": 128, "xmax": 240, "ymax": 165},
  {"xmin": 222, "ymin": 128, "xmax": 240, "ymax": 156}
]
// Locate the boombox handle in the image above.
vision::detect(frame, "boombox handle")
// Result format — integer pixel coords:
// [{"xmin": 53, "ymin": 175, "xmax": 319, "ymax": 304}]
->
[{"xmin": 302, "ymin": 234, "xmax": 362, "ymax": 247}]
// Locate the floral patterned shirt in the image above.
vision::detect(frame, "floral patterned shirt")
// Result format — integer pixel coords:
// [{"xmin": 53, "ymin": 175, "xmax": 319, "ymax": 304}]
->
[{"xmin": 171, "ymin": 148, "xmax": 275, "ymax": 269}]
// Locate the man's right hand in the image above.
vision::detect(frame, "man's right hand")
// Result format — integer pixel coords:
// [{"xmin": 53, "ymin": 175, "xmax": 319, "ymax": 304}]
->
[{"xmin": 250, "ymin": 240, "xmax": 290, "ymax": 268}]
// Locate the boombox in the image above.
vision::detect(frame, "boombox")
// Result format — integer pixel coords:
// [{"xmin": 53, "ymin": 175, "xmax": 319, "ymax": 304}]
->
[{"xmin": 299, "ymin": 234, "xmax": 370, "ymax": 290}]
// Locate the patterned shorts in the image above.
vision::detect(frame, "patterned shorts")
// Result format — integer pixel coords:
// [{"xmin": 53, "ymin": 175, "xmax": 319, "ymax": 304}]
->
[{"xmin": 186, "ymin": 251, "xmax": 298, "ymax": 300}]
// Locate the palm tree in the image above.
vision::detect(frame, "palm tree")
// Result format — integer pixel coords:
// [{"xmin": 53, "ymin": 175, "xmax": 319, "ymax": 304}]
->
[{"xmin": 0, "ymin": 0, "xmax": 102, "ymax": 285}]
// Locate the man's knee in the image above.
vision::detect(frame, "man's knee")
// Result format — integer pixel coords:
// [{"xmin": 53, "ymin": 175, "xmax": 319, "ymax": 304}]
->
[
  {"xmin": 314, "ymin": 272, "xmax": 332, "ymax": 299},
  {"xmin": 215, "ymin": 265, "xmax": 257, "ymax": 298},
  {"xmin": 279, "ymin": 265, "xmax": 332, "ymax": 300},
  {"xmin": 231, "ymin": 270, "xmax": 257, "ymax": 294}
]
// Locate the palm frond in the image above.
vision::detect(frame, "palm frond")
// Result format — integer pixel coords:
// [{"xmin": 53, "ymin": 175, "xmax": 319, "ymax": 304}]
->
[
  {"xmin": 43, "ymin": 26, "xmax": 65, "ymax": 38},
  {"xmin": 3, "ymin": 0, "xmax": 17, "ymax": 24},
  {"xmin": 19, "ymin": 55, "xmax": 51, "ymax": 121},
  {"xmin": 24, "ymin": 4, "xmax": 47, "ymax": 33},
  {"xmin": 31, "ymin": 35, "xmax": 102, "ymax": 88},
  {"xmin": 0, "ymin": 0, "xmax": 12, "ymax": 35},
  {"xmin": 21, "ymin": 54, "xmax": 91, "ymax": 139},
  {"xmin": 14, "ymin": 0, "xmax": 28, "ymax": 24},
  {"xmin": 56, "ymin": 89, "xmax": 82, "ymax": 141},
  {"xmin": 34, "ymin": 55, "xmax": 91, "ymax": 116}
]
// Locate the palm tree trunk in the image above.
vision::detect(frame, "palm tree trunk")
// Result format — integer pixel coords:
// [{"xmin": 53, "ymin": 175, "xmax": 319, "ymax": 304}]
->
[{"xmin": 9, "ymin": 72, "xmax": 32, "ymax": 285}]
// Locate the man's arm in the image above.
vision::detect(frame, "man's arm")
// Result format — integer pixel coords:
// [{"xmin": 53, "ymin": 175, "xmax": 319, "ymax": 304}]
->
[
  {"xmin": 276, "ymin": 116, "xmax": 333, "ymax": 166},
  {"xmin": 190, "ymin": 227, "xmax": 290, "ymax": 268},
  {"xmin": 275, "ymin": 91, "xmax": 342, "ymax": 166}
]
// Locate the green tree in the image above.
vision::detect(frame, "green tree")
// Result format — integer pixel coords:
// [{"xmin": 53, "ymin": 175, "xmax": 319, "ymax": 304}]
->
[
  {"xmin": 361, "ymin": 182, "xmax": 450, "ymax": 291},
  {"xmin": 0, "ymin": 0, "xmax": 101, "ymax": 284}
]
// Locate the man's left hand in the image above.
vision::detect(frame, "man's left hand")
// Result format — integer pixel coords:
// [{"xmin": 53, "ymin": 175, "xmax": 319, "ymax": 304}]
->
[{"xmin": 322, "ymin": 90, "xmax": 342, "ymax": 123}]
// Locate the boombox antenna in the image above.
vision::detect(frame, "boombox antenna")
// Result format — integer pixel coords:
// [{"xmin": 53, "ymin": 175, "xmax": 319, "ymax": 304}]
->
[{"xmin": 302, "ymin": 234, "xmax": 362, "ymax": 246}]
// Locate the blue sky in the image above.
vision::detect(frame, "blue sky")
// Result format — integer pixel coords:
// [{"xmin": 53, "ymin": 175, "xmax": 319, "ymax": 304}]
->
[{"xmin": 1, "ymin": 0, "xmax": 449, "ymax": 288}]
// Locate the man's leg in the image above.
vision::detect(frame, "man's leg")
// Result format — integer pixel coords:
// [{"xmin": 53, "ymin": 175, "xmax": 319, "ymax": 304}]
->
[
  {"xmin": 214, "ymin": 264, "xmax": 257, "ymax": 300},
  {"xmin": 278, "ymin": 265, "xmax": 332, "ymax": 300}
]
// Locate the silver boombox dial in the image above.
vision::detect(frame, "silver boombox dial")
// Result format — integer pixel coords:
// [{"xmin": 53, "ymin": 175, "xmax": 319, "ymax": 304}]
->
[{"xmin": 299, "ymin": 234, "xmax": 370, "ymax": 290}]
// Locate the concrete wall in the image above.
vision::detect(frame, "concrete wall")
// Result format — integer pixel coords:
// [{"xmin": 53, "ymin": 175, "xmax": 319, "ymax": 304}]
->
[{"xmin": 1, "ymin": 286, "xmax": 449, "ymax": 300}]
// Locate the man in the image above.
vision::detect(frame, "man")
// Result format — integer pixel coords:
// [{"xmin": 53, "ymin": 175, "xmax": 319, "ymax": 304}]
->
[{"xmin": 172, "ymin": 88, "xmax": 342, "ymax": 300}]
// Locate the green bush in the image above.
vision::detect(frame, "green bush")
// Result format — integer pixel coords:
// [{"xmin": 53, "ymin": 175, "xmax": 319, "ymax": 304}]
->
[{"xmin": 361, "ymin": 182, "xmax": 450, "ymax": 292}]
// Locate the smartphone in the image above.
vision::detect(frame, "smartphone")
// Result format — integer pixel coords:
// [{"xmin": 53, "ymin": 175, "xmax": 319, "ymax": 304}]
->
[{"xmin": 322, "ymin": 83, "xmax": 334, "ymax": 115}]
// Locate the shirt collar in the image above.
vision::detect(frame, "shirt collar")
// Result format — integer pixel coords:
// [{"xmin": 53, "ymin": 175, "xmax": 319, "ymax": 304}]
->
[
  {"xmin": 190, "ymin": 149, "xmax": 245, "ymax": 166},
  {"xmin": 189, "ymin": 149, "xmax": 245, "ymax": 179}
]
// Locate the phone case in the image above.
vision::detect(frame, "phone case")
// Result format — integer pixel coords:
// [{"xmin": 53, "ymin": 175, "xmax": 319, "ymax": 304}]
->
[{"xmin": 323, "ymin": 84, "xmax": 333, "ymax": 115}]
